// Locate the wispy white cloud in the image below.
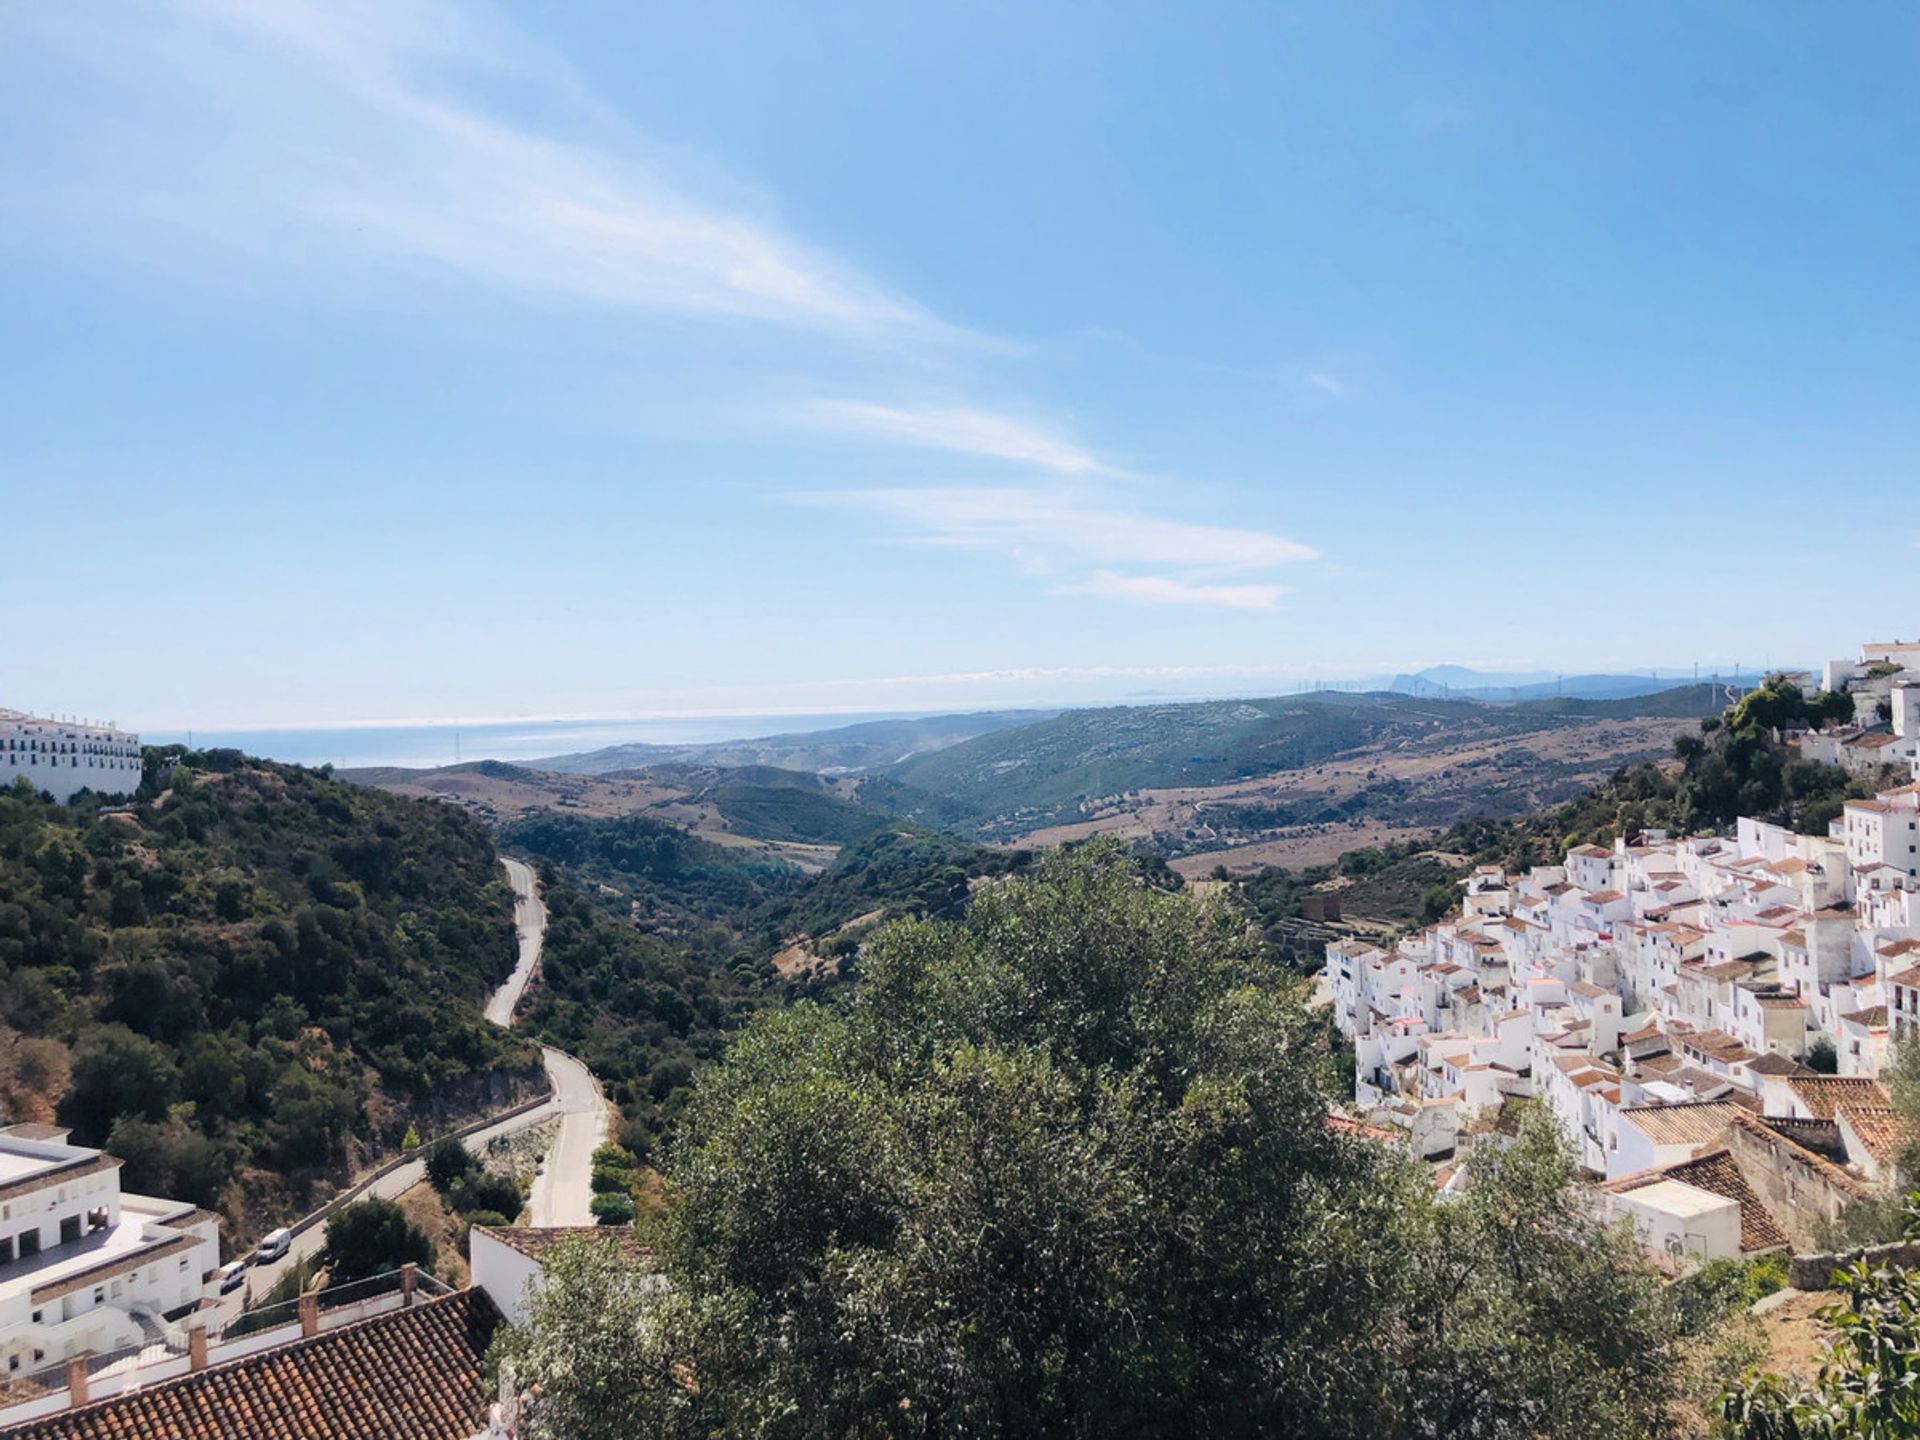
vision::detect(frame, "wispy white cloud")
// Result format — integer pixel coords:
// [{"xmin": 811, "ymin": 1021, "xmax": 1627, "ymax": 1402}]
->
[
  {"xmin": 1055, "ymin": 571, "xmax": 1289, "ymax": 611},
  {"xmin": 5, "ymin": 0, "xmax": 1329, "ymax": 615},
  {"xmin": 6, "ymin": 0, "xmax": 956, "ymax": 342},
  {"xmin": 801, "ymin": 487, "xmax": 1317, "ymax": 573},
  {"xmin": 1305, "ymin": 372, "xmax": 1346, "ymax": 397},
  {"xmin": 800, "ymin": 400, "xmax": 1131, "ymax": 477},
  {"xmin": 795, "ymin": 486, "xmax": 1315, "ymax": 609}
]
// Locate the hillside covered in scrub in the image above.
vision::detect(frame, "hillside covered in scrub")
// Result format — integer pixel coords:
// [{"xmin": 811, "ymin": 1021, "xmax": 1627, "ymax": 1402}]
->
[{"xmin": 0, "ymin": 750, "xmax": 537, "ymax": 1238}]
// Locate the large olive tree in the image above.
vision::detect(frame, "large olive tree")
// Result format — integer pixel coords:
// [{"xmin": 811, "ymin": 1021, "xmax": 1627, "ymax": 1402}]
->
[{"xmin": 500, "ymin": 842, "xmax": 1718, "ymax": 1439}]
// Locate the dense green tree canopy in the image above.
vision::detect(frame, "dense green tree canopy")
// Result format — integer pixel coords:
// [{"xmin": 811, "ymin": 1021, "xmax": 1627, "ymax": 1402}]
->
[
  {"xmin": 500, "ymin": 842, "xmax": 1726, "ymax": 1439},
  {"xmin": 321, "ymin": 1196, "xmax": 434, "ymax": 1281}
]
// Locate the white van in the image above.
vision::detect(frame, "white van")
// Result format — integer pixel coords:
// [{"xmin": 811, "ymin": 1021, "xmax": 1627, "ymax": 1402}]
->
[
  {"xmin": 215, "ymin": 1260, "xmax": 249, "ymax": 1294},
  {"xmin": 256, "ymin": 1228, "xmax": 292, "ymax": 1263}
]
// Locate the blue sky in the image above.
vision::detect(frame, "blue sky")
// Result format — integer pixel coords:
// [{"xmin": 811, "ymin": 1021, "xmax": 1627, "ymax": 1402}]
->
[{"xmin": 2, "ymin": 1, "xmax": 1916, "ymax": 731}]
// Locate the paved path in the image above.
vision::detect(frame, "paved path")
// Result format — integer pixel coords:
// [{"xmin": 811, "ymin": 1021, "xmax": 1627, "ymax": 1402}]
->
[
  {"xmin": 495, "ymin": 856, "xmax": 608, "ymax": 1225},
  {"xmin": 209, "ymin": 1085, "xmax": 563, "ymax": 1326},
  {"xmin": 212, "ymin": 855, "xmax": 605, "ymax": 1322},
  {"xmin": 527, "ymin": 1046, "xmax": 610, "ymax": 1226},
  {"xmin": 487, "ymin": 857, "xmax": 546, "ymax": 1025}
]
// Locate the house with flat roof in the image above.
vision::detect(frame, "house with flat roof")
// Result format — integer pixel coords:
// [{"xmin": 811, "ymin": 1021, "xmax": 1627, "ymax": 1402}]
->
[{"xmin": 0, "ymin": 1124, "xmax": 218, "ymax": 1379}]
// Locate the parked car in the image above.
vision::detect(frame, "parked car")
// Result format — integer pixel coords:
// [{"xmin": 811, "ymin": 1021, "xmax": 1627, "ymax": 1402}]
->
[
  {"xmin": 256, "ymin": 1228, "xmax": 292, "ymax": 1263},
  {"xmin": 215, "ymin": 1260, "xmax": 249, "ymax": 1294}
]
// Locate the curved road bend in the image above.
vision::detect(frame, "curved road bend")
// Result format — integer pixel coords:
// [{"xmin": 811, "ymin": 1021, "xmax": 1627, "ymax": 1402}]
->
[
  {"xmin": 213, "ymin": 856, "xmax": 605, "ymax": 1321},
  {"xmin": 487, "ymin": 857, "xmax": 546, "ymax": 1025},
  {"xmin": 498, "ymin": 857, "xmax": 610, "ymax": 1226}
]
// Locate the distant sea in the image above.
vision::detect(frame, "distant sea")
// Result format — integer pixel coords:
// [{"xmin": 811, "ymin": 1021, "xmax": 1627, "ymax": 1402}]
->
[{"xmin": 142, "ymin": 711, "xmax": 937, "ymax": 772}]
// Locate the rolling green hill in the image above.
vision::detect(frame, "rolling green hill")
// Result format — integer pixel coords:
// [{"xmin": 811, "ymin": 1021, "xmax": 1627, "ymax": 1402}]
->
[
  {"xmin": 634, "ymin": 764, "xmax": 896, "ymax": 846},
  {"xmin": 883, "ymin": 688, "xmax": 1720, "ymax": 831}
]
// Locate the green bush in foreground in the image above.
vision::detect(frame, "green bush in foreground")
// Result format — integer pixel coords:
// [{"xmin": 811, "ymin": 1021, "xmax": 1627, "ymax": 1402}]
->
[{"xmin": 497, "ymin": 842, "xmax": 1737, "ymax": 1440}]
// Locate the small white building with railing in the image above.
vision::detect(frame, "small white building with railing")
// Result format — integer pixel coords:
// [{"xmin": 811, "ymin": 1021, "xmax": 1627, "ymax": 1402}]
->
[{"xmin": 0, "ymin": 1124, "xmax": 219, "ymax": 1381}]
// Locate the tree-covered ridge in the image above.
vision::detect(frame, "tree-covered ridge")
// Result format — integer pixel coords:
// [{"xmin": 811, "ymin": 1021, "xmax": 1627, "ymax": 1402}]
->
[
  {"xmin": 496, "ymin": 845, "xmax": 1751, "ymax": 1439},
  {"xmin": 0, "ymin": 749, "xmax": 535, "ymax": 1230},
  {"xmin": 749, "ymin": 824, "xmax": 1032, "ymax": 943},
  {"xmin": 519, "ymin": 874, "xmax": 764, "ymax": 1163},
  {"xmin": 497, "ymin": 810, "xmax": 806, "ymax": 940},
  {"xmin": 502, "ymin": 811, "xmax": 1028, "ymax": 960},
  {"xmin": 510, "ymin": 822, "xmax": 1035, "ymax": 1161}
]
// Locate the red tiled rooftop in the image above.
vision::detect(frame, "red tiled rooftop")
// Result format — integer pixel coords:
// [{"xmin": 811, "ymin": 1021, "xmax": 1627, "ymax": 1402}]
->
[{"xmin": 11, "ymin": 1289, "xmax": 501, "ymax": 1440}]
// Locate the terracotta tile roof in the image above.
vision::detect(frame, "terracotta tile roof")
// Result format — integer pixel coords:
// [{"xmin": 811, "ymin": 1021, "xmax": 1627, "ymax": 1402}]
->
[
  {"xmin": 1604, "ymin": 1148, "xmax": 1789, "ymax": 1252},
  {"xmin": 0, "ymin": 1154, "xmax": 119, "ymax": 1207},
  {"xmin": 11, "ymin": 1289, "xmax": 502, "ymax": 1440},
  {"xmin": 1746, "ymin": 1052, "xmax": 1813, "ymax": 1077},
  {"xmin": 1728, "ymin": 1111, "xmax": 1876, "ymax": 1199},
  {"xmin": 473, "ymin": 1226, "xmax": 654, "ymax": 1267},
  {"xmin": 1787, "ymin": 1076, "xmax": 1892, "ymax": 1120},
  {"xmin": 1324, "ymin": 1115, "xmax": 1401, "ymax": 1144},
  {"xmin": 1837, "ymin": 1105, "xmax": 1907, "ymax": 1163},
  {"xmin": 1618, "ymin": 1101, "xmax": 1745, "ymax": 1147}
]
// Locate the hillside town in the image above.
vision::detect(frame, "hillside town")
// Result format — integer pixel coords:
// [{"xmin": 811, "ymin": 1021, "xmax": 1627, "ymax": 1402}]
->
[{"xmin": 1325, "ymin": 640, "xmax": 1920, "ymax": 1270}]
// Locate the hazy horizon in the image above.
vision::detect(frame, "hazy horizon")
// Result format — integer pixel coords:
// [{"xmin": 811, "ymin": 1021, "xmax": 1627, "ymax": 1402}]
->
[{"xmin": 130, "ymin": 661, "xmax": 1777, "ymax": 770}]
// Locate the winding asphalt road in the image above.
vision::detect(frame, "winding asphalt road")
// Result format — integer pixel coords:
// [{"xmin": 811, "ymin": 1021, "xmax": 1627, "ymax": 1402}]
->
[
  {"xmin": 487, "ymin": 857, "xmax": 546, "ymax": 1025},
  {"xmin": 497, "ymin": 858, "xmax": 610, "ymax": 1227},
  {"xmin": 211, "ymin": 856, "xmax": 607, "ymax": 1320}
]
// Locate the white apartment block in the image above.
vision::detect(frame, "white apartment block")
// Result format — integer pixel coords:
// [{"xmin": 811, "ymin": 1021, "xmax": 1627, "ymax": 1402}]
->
[
  {"xmin": 1, "ymin": 710, "xmax": 142, "ymax": 805},
  {"xmin": 0, "ymin": 1124, "xmax": 219, "ymax": 1377}
]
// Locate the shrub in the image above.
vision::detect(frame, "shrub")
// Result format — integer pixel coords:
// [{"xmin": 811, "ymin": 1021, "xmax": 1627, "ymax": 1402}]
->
[
  {"xmin": 589, "ymin": 1192, "xmax": 635, "ymax": 1226},
  {"xmin": 425, "ymin": 1137, "xmax": 477, "ymax": 1191},
  {"xmin": 449, "ymin": 1169, "xmax": 522, "ymax": 1218},
  {"xmin": 322, "ymin": 1198, "xmax": 433, "ymax": 1282}
]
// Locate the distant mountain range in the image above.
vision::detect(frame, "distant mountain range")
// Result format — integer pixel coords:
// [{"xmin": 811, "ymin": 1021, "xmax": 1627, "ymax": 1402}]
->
[
  {"xmin": 345, "ymin": 682, "xmax": 1728, "ymax": 845},
  {"xmin": 1383, "ymin": 666, "xmax": 1773, "ymax": 701}
]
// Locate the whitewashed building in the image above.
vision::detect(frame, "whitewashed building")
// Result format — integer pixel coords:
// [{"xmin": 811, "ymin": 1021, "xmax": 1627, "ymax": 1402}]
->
[
  {"xmin": 0, "ymin": 1124, "xmax": 219, "ymax": 1376},
  {"xmin": 0, "ymin": 710, "xmax": 142, "ymax": 804},
  {"xmin": 1321, "ymin": 660, "xmax": 1920, "ymax": 1195}
]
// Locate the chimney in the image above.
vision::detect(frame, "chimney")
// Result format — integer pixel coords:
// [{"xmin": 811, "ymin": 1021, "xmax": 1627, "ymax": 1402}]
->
[
  {"xmin": 65, "ymin": 1355, "xmax": 90, "ymax": 1409},
  {"xmin": 402, "ymin": 1262, "xmax": 418, "ymax": 1304},
  {"xmin": 299, "ymin": 1291, "xmax": 319, "ymax": 1338},
  {"xmin": 188, "ymin": 1326, "xmax": 208, "ymax": 1372}
]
